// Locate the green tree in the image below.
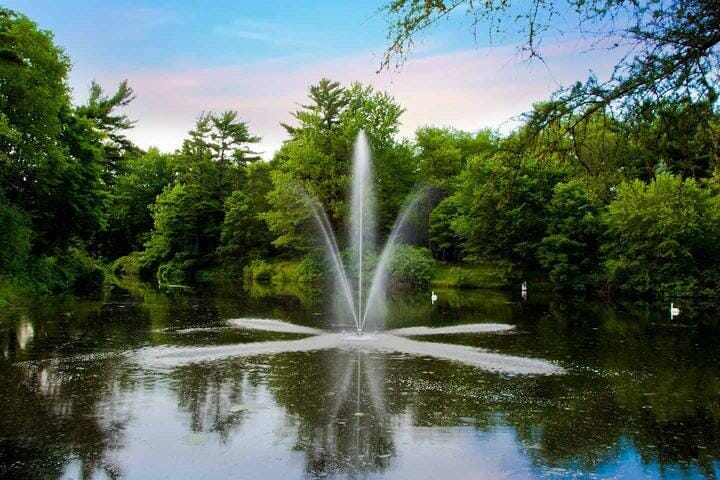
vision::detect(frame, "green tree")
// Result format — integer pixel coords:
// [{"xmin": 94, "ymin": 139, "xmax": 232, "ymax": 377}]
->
[
  {"xmin": 603, "ymin": 173, "xmax": 720, "ymax": 297},
  {"xmin": 388, "ymin": 244, "xmax": 436, "ymax": 287},
  {"xmin": 282, "ymin": 78, "xmax": 347, "ymax": 134},
  {"xmin": 416, "ymin": 127, "xmax": 498, "ymax": 255},
  {"xmin": 0, "ymin": 8, "xmax": 106, "ymax": 253},
  {"xmin": 537, "ymin": 180, "xmax": 603, "ymax": 293},
  {"xmin": 265, "ymin": 80, "xmax": 408, "ymax": 252},
  {"xmin": 0, "ymin": 190, "xmax": 30, "ymax": 276},
  {"xmin": 75, "ymin": 80, "xmax": 139, "ymax": 184},
  {"xmin": 429, "ymin": 194, "xmax": 463, "ymax": 261},
  {"xmin": 217, "ymin": 162, "xmax": 274, "ymax": 272},
  {"xmin": 450, "ymin": 150, "xmax": 568, "ymax": 267},
  {"xmin": 101, "ymin": 148, "xmax": 176, "ymax": 259},
  {"xmin": 382, "ymin": 1, "xmax": 720, "ymax": 130},
  {"xmin": 142, "ymin": 181, "xmax": 225, "ymax": 282},
  {"xmin": 141, "ymin": 113, "xmax": 260, "ymax": 281},
  {"xmin": 624, "ymin": 99, "xmax": 720, "ymax": 180}
]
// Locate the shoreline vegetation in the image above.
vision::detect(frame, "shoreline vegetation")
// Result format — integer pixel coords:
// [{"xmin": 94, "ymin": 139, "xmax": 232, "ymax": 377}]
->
[{"xmin": 3, "ymin": 7, "xmax": 720, "ymax": 308}]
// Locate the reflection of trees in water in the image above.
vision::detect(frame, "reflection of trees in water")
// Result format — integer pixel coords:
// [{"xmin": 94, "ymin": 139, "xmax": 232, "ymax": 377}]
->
[
  {"xmin": 159, "ymin": 314, "xmax": 720, "ymax": 479},
  {"xmin": 0, "ymin": 285, "xmax": 146, "ymax": 479},
  {"xmin": 169, "ymin": 362, "xmax": 267, "ymax": 442},
  {"xmin": 0, "ymin": 357, "xmax": 135, "ymax": 479},
  {"xmin": 487, "ymin": 298, "xmax": 720, "ymax": 476},
  {"xmin": 3, "ymin": 280, "xmax": 720, "ymax": 478},
  {"xmin": 265, "ymin": 342, "xmax": 720, "ymax": 478}
]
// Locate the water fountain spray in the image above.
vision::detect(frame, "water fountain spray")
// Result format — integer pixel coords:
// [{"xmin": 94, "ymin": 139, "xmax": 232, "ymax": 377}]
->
[{"xmin": 307, "ymin": 131, "xmax": 422, "ymax": 334}]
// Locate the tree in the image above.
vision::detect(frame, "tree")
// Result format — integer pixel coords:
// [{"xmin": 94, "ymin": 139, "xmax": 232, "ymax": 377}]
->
[
  {"xmin": 101, "ymin": 148, "xmax": 176, "ymax": 259},
  {"xmin": 217, "ymin": 162, "xmax": 274, "ymax": 272},
  {"xmin": 75, "ymin": 80, "xmax": 139, "ymax": 184},
  {"xmin": 624, "ymin": 99, "xmax": 720, "ymax": 180},
  {"xmin": 382, "ymin": 1, "xmax": 720, "ymax": 152},
  {"xmin": 603, "ymin": 173, "xmax": 720, "ymax": 297},
  {"xmin": 140, "ymin": 114, "xmax": 260, "ymax": 281},
  {"xmin": 537, "ymin": 180, "xmax": 603, "ymax": 293},
  {"xmin": 142, "ymin": 181, "xmax": 225, "ymax": 282},
  {"xmin": 178, "ymin": 111, "xmax": 260, "ymax": 190},
  {"xmin": 415, "ymin": 127, "xmax": 498, "ymax": 254},
  {"xmin": 265, "ymin": 80, "xmax": 408, "ymax": 252},
  {"xmin": 0, "ymin": 8, "xmax": 107, "ymax": 293},
  {"xmin": 0, "ymin": 190, "xmax": 31, "ymax": 276},
  {"xmin": 282, "ymin": 78, "xmax": 347, "ymax": 135},
  {"xmin": 0, "ymin": 8, "xmax": 106, "ymax": 252},
  {"xmin": 416, "ymin": 127, "xmax": 497, "ymax": 189},
  {"xmin": 210, "ymin": 110, "xmax": 261, "ymax": 168},
  {"xmin": 429, "ymin": 194, "xmax": 463, "ymax": 261},
  {"xmin": 450, "ymin": 149, "xmax": 568, "ymax": 266}
]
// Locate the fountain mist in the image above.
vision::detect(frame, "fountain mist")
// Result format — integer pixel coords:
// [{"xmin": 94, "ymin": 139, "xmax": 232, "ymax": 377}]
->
[{"xmin": 309, "ymin": 131, "xmax": 419, "ymax": 334}]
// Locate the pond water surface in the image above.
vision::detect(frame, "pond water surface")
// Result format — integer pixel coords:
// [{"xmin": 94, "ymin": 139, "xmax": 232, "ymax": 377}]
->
[{"xmin": 1, "ymin": 280, "xmax": 719, "ymax": 479}]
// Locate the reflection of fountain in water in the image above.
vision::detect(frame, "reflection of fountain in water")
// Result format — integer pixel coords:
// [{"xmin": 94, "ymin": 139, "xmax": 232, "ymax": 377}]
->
[{"xmin": 301, "ymin": 349, "xmax": 393, "ymax": 478}]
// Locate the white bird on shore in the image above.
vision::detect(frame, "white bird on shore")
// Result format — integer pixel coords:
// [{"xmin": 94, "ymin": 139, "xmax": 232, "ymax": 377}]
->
[
  {"xmin": 431, "ymin": 291, "xmax": 438, "ymax": 304},
  {"xmin": 670, "ymin": 303, "xmax": 681, "ymax": 319}
]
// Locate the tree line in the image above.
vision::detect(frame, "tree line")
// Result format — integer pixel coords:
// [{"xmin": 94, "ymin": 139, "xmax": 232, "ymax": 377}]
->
[{"xmin": 1, "ymin": 7, "xmax": 720, "ymax": 303}]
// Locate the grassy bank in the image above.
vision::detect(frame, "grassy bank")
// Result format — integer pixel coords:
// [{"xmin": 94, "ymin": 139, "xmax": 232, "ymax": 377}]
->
[
  {"xmin": 430, "ymin": 261, "xmax": 513, "ymax": 289},
  {"xmin": 0, "ymin": 277, "xmax": 33, "ymax": 307}
]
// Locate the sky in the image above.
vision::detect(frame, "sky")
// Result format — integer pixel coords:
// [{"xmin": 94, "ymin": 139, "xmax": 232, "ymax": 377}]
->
[{"xmin": 8, "ymin": 1, "xmax": 622, "ymax": 157}]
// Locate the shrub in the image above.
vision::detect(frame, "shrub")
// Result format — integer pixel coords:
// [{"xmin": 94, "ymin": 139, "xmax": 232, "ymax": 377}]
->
[
  {"xmin": 30, "ymin": 248, "xmax": 104, "ymax": 293},
  {"xmin": 388, "ymin": 245, "xmax": 436, "ymax": 287},
  {"xmin": 243, "ymin": 260, "xmax": 274, "ymax": 283},
  {"xmin": 111, "ymin": 252, "xmax": 143, "ymax": 277},
  {"xmin": 0, "ymin": 195, "xmax": 31, "ymax": 276}
]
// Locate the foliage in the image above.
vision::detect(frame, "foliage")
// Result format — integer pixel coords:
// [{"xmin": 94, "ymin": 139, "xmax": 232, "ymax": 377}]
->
[
  {"xmin": 414, "ymin": 127, "xmax": 499, "ymax": 251},
  {"xmin": 141, "ymin": 112, "xmax": 260, "ymax": 282},
  {"xmin": 265, "ymin": 79, "xmax": 409, "ymax": 253},
  {"xmin": 242, "ymin": 257, "xmax": 323, "ymax": 284},
  {"xmin": 415, "ymin": 127, "xmax": 498, "ymax": 189},
  {"xmin": 0, "ymin": 191, "xmax": 31, "ymax": 275},
  {"xmin": 381, "ymin": 1, "xmax": 720, "ymax": 137},
  {"xmin": 75, "ymin": 80, "xmax": 139, "ymax": 184},
  {"xmin": 431, "ymin": 261, "xmax": 513, "ymax": 289},
  {"xmin": 30, "ymin": 248, "xmax": 105, "ymax": 294},
  {"xmin": 450, "ymin": 150, "xmax": 569, "ymax": 267},
  {"xmin": 537, "ymin": 181, "xmax": 603, "ymax": 293},
  {"xmin": 243, "ymin": 260, "xmax": 275, "ymax": 283},
  {"xmin": 624, "ymin": 99, "xmax": 720, "ymax": 180},
  {"xmin": 110, "ymin": 252, "xmax": 143, "ymax": 277},
  {"xmin": 602, "ymin": 174, "xmax": 720, "ymax": 297},
  {"xmin": 429, "ymin": 194, "xmax": 463, "ymax": 261},
  {"xmin": 101, "ymin": 148, "xmax": 176, "ymax": 259},
  {"xmin": 4, "ymin": 6, "xmax": 720, "ymax": 302},
  {"xmin": 388, "ymin": 245, "xmax": 436, "ymax": 287},
  {"xmin": 217, "ymin": 162, "xmax": 274, "ymax": 272}
]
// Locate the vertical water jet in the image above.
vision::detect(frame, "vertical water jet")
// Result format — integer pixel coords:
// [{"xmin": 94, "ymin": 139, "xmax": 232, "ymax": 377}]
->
[{"xmin": 309, "ymin": 130, "xmax": 422, "ymax": 334}]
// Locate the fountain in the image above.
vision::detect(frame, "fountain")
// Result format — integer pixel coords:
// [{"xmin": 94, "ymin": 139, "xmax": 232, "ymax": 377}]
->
[
  {"xmin": 134, "ymin": 131, "xmax": 563, "ymax": 376},
  {"xmin": 308, "ymin": 131, "xmax": 420, "ymax": 334}
]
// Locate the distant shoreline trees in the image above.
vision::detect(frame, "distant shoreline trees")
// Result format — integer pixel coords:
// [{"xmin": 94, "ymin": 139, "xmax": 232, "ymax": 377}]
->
[{"xmin": 2, "ymin": 7, "xmax": 720, "ymax": 302}]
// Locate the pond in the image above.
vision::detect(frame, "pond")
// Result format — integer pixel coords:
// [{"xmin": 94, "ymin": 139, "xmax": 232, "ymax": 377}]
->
[{"xmin": 1, "ymin": 280, "xmax": 719, "ymax": 479}]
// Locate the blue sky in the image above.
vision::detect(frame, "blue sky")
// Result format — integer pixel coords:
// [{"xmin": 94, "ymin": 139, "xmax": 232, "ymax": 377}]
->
[{"xmin": 7, "ymin": 1, "xmax": 621, "ymax": 156}]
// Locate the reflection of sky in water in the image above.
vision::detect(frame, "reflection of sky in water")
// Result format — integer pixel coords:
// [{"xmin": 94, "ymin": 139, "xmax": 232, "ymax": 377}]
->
[
  {"xmin": 53, "ymin": 370, "xmax": 720, "ymax": 479},
  {"xmin": 2, "ymin": 282, "xmax": 720, "ymax": 479}
]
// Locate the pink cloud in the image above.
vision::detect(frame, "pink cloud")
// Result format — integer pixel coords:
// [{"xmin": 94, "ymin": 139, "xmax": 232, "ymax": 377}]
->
[{"xmin": 70, "ymin": 39, "xmax": 621, "ymax": 157}]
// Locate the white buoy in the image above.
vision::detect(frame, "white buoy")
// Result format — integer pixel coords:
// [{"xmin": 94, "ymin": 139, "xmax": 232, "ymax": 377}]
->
[
  {"xmin": 670, "ymin": 302, "xmax": 680, "ymax": 319},
  {"xmin": 431, "ymin": 291, "xmax": 438, "ymax": 304}
]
